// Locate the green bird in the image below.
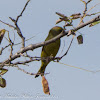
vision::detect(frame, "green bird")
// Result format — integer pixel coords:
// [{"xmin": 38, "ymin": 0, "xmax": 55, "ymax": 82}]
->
[{"xmin": 35, "ymin": 26, "xmax": 64, "ymax": 78}]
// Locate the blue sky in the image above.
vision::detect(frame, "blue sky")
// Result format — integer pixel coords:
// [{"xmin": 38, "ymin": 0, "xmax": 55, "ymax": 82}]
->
[{"xmin": 0, "ymin": 0, "xmax": 100, "ymax": 100}]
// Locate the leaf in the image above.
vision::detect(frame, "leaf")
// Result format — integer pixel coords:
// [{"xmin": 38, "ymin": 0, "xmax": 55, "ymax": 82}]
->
[
  {"xmin": 77, "ymin": 35, "xmax": 83, "ymax": 44},
  {"xmin": 56, "ymin": 17, "xmax": 70, "ymax": 24},
  {"xmin": 0, "ymin": 77, "xmax": 6, "ymax": 88},
  {"xmin": 0, "ymin": 68, "xmax": 8, "ymax": 75},
  {"xmin": 0, "ymin": 29, "xmax": 6, "ymax": 44},
  {"xmin": 56, "ymin": 12, "xmax": 70, "ymax": 24},
  {"xmin": 64, "ymin": 23, "xmax": 73, "ymax": 27},
  {"xmin": 56, "ymin": 18, "xmax": 63, "ymax": 24},
  {"xmin": 70, "ymin": 13, "xmax": 81, "ymax": 20},
  {"xmin": 41, "ymin": 76, "xmax": 50, "ymax": 95},
  {"xmin": 56, "ymin": 12, "xmax": 66, "ymax": 17},
  {"xmin": 89, "ymin": 21, "xmax": 100, "ymax": 27}
]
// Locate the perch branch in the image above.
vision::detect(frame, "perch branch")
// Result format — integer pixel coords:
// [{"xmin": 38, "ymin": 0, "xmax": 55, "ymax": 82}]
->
[{"xmin": 0, "ymin": 15, "xmax": 100, "ymax": 68}]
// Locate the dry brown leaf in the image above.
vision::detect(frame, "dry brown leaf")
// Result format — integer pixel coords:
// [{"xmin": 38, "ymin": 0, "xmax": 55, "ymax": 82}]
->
[
  {"xmin": 0, "ymin": 29, "xmax": 6, "ymax": 44},
  {"xmin": 41, "ymin": 76, "xmax": 50, "ymax": 95},
  {"xmin": 70, "ymin": 13, "xmax": 81, "ymax": 19}
]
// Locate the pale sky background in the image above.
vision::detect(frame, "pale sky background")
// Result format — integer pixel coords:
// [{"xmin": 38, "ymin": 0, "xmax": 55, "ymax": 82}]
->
[{"xmin": 0, "ymin": 0, "xmax": 100, "ymax": 100}]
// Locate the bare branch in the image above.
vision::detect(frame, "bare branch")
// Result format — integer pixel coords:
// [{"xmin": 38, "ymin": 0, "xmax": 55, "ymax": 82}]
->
[
  {"xmin": 0, "ymin": 15, "xmax": 99, "ymax": 68},
  {"xmin": 0, "ymin": 44, "xmax": 11, "ymax": 55},
  {"xmin": 8, "ymin": 0, "xmax": 30, "ymax": 48},
  {"xmin": 16, "ymin": 0, "xmax": 30, "ymax": 22},
  {"xmin": 60, "ymin": 35, "xmax": 75, "ymax": 59},
  {"xmin": 81, "ymin": 0, "xmax": 92, "ymax": 15},
  {"xmin": 7, "ymin": 31, "xmax": 14, "ymax": 59},
  {"xmin": 9, "ymin": 17, "xmax": 25, "ymax": 48},
  {"xmin": 0, "ymin": 20, "xmax": 16, "ymax": 29}
]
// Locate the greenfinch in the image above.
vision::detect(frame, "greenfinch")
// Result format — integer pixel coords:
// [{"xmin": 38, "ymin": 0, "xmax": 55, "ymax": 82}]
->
[{"xmin": 35, "ymin": 26, "xmax": 63, "ymax": 78}]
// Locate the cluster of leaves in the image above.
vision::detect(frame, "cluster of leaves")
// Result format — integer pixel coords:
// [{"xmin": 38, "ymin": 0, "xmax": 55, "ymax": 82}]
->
[{"xmin": 56, "ymin": 11, "xmax": 100, "ymax": 45}]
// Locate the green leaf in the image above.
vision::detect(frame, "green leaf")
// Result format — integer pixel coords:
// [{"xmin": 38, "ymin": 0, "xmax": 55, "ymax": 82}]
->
[
  {"xmin": 89, "ymin": 21, "xmax": 100, "ymax": 27},
  {"xmin": 77, "ymin": 35, "xmax": 83, "ymax": 44},
  {"xmin": 0, "ymin": 77, "xmax": 6, "ymax": 88},
  {"xmin": 0, "ymin": 68, "xmax": 8, "ymax": 75}
]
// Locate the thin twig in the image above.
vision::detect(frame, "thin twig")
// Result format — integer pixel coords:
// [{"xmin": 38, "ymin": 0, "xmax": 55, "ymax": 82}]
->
[
  {"xmin": 16, "ymin": 0, "xmax": 30, "ymax": 22},
  {"xmin": 80, "ymin": 0, "xmax": 92, "ymax": 16},
  {"xmin": 0, "ymin": 20, "xmax": 16, "ymax": 29},
  {"xmin": 9, "ymin": 0, "xmax": 31, "ymax": 48},
  {"xmin": 7, "ymin": 31, "xmax": 14, "ymax": 58},
  {"xmin": 60, "ymin": 35, "xmax": 75, "ymax": 59},
  {"xmin": 0, "ymin": 44, "xmax": 11, "ymax": 55},
  {"xmin": 9, "ymin": 17, "xmax": 25, "ymax": 48},
  {"xmin": 57, "ymin": 61, "xmax": 94, "ymax": 73},
  {"xmin": 14, "ymin": 35, "xmax": 36, "ymax": 46}
]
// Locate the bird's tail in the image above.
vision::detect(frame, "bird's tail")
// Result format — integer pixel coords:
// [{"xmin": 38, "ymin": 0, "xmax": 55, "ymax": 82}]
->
[{"xmin": 35, "ymin": 65, "xmax": 46, "ymax": 78}]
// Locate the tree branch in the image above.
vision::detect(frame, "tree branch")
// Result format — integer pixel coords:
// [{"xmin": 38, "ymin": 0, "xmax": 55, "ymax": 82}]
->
[
  {"xmin": 16, "ymin": 0, "xmax": 30, "ymax": 22},
  {"xmin": 9, "ymin": 0, "xmax": 30, "ymax": 48},
  {"xmin": 0, "ymin": 15, "xmax": 100, "ymax": 68}
]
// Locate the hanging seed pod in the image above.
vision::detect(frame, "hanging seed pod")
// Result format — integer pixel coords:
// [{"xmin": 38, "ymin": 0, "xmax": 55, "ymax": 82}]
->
[
  {"xmin": 77, "ymin": 35, "xmax": 83, "ymax": 44},
  {"xmin": 41, "ymin": 76, "xmax": 50, "ymax": 95}
]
